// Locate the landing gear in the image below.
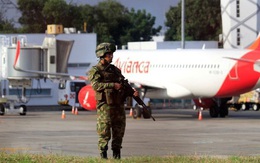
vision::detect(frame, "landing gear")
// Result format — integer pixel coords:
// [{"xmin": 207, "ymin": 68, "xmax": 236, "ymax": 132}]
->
[
  {"xmin": 219, "ymin": 104, "xmax": 229, "ymax": 118},
  {"xmin": 0, "ymin": 103, "xmax": 5, "ymax": 115},
  {"xmin": 128, "ymin": 86, "xmax": 153, "ymax": 120},
  {"xmin": 209, "ymin": 98, "xmax": 230, "ymax": 118},
  {"xmin": 142, "ymin": 106, "xmax": 152, "ymax": 119},
  {"xmin": 195, "ymin": 97, "xmax": 231, "ymax": 118},
  {"xmin": 132, "ymin": 104, "xmax": 152, "ymax": 119},
  {"xmin": 209, "ymin": 105, "xmax": 219, "ymax": 118},
  {"xmin": 132, "ymin": 104, "xmax": 141, "ymax": 119}
]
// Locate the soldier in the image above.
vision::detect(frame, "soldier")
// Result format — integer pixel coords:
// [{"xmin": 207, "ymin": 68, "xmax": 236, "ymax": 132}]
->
[{"xmin": 88, "ymin": 42, "xmax": 138, "ymax": 159}]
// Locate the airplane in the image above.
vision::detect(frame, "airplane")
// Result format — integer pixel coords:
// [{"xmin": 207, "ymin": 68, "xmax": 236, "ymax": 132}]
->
[
  {"xmin": 78, "ymin": 34, "xmax": 260, "ymax": 118},
  {"xmin": 12, "ymin": 35, "xmax": 260, "ymax": 118}
]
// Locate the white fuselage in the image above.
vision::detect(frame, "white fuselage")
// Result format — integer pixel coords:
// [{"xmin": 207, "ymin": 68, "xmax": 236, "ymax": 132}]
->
[{"xmin": 112, "ymin": 49, "xmax": 260, "ymax": 99}]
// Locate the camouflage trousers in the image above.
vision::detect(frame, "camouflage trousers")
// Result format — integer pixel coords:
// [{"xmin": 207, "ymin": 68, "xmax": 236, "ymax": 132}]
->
[{"xmin": 96, "ymin": 103, "xmax": 126, "ymax": 153}]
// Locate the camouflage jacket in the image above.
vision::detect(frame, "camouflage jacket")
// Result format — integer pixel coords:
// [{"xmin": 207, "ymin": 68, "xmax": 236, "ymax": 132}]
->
[
  {"xmin": 88, "ymin": 61, "xmax": 115, "ymax": 92},
  {"xmin": 88, "ymin": 61, "xmax": 126, "ymax": 107}
]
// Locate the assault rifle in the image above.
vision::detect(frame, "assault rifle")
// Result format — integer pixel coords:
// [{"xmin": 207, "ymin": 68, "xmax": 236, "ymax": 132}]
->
[
  {"xmin": 106, "ymin": 64, "xmax": 155, "ymax": 121},
  {"xmin": 120, "ymin": 78, "xmax": 156, "ymax": 121}
]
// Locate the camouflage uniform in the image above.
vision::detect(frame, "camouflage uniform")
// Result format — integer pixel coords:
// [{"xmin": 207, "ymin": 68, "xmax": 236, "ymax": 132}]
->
[{"xmin": 88, "ymin": 43, "xmax": 131, "ymax": 159}]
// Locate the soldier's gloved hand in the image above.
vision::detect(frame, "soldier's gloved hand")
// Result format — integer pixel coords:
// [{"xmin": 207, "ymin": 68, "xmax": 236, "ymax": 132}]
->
[{"xmin": 114, "ymin": 83, "xmax": 122, "ymax": 90}]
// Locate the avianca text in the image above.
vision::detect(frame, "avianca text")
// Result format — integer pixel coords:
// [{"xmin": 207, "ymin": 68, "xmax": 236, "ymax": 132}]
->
[{"xmin": 114, "ymin": 58, "xmax": 150, "ymax": 73}]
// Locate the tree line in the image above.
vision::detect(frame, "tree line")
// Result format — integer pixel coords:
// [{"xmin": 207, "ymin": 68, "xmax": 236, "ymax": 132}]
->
[{"xmin": 0, "ymin": 0, "xmax": 221, "ymax": 47}]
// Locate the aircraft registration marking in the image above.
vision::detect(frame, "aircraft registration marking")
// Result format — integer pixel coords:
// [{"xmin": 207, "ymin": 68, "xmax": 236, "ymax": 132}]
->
[{"xmin": 209, "ymin": 70, "xmax": 223, "ymax": 75}]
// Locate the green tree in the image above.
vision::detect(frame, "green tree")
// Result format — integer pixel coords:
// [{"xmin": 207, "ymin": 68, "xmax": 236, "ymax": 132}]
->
[
  {"xmin": 0, "ymin": 11, "xmax": 16, "ymax": 33},
  {"xmin": 93, "ymin": 0, "xmax": 129, "ymax": 46},
  {"xmin": 94, "ymin": 0, "xmax": 161, "ymax": 47},
  {"xmin": 120, "ymin": 9, "xmax": 162, "ymax": 44},
  {"xmin": 16, "ymin": 0, "xmax": 161, "ymax": 46},
  {"xmin": 43, "ymin": 0, "xmax": 69, "ymax": 25},
  {"xmin": 78, "ymin": 4, "xmax": 95, "ymax": 33},
  {"xmin": 65, "ymin": 4, "xmax": 84, "ymax": 31},
  {"xmin": 18, "ymin": 0, "xmax": 47, "ymax": 33},
  {"xmin": 165, "ymin": 0, "xmax": 221, "ymax": 41}
]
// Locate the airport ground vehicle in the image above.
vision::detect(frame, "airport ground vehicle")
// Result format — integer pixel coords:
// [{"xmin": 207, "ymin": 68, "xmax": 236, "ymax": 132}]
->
[
  {"xmin": 227, "ymin": 89, "xmax": 260, "ymax": 111},
  {"xmin": 58, "ymin": 80, "xmax": 87, "ymax": 107}
]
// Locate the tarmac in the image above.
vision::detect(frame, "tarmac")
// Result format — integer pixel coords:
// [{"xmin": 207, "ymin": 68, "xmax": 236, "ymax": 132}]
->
[{"xmin": 1, "ymin": 106, "xmax": 260, "ymax": 158}]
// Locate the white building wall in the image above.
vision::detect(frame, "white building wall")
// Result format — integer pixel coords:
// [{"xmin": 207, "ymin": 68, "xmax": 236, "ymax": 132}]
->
[
  {"xmin": 128, "ymin": 41, "xmax": 218, "ymax": 50},
  {"xmin": 23, "ymin": 80, "xmax": 59, "ymax": 106},
  {"xmin": 221, "ymin": 0, "xmax": 260, "ymax": 49},
  {"xmin": 56, "ymin": 34, "xmax": 97, "ymax": 63}
]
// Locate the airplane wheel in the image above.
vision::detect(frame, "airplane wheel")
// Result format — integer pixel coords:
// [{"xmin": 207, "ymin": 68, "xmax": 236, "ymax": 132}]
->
[
  {"xmin": 19, "ymin": 105, "xmax": 27, "ymax": 116},
  {"xmin": 133, "ymin": 105, "xmax": 141, "ymax": 119},
  {"xmin": 219, "ymin": 105, "xmax": 229, "ymax": 117},
  {"xmin": 142, "ymin": 106, "xmax": 152, "ymax": 119},
  {"xmin": 0, "ymin": 103, "xmax": 5, "ymax": 115},
  {"xmin": 209, "ymin": 105, "xmax": 219, "ymax": 118}
]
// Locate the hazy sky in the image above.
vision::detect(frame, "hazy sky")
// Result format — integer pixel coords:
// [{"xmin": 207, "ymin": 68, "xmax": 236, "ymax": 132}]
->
[{"xmin": 6, "ymin": 0, "xmax": 179, "ymax": 31}]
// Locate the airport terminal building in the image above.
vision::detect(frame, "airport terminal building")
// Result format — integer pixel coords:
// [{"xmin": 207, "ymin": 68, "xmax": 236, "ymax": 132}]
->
[{"xmin": 221, "ymin": 0, "xmax": 260, "ymax": 49}]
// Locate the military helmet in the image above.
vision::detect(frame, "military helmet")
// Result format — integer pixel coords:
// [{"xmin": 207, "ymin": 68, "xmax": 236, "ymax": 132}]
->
[{"xmin": 95, "ymin": 42, "xmax": 116, "ymax": 58}]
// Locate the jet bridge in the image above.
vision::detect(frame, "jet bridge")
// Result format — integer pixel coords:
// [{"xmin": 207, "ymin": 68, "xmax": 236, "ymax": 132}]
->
[{"xmin": 0, "ymin": 35, "xmax": 74, "ymax": 115}]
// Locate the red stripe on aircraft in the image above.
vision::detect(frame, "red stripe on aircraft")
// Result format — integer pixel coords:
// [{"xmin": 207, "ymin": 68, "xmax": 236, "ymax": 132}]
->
[{"xmin": 216, "ymin": 50, "xmax": 260, "ymax": 97}]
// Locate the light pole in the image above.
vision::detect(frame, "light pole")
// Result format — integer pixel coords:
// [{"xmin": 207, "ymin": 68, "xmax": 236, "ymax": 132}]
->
[{"xmin": 181, "ymin": 0, "xmax": 185, "ymax": 49}]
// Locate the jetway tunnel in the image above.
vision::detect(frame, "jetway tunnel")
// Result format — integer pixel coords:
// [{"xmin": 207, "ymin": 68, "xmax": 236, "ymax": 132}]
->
[
  {"xmin": 1, "ymin": 36, "xmax": 74, "ymax": 79},
  {"xmin": 0, "ymin": 35, "xmax": 74, "ymax": 115}
]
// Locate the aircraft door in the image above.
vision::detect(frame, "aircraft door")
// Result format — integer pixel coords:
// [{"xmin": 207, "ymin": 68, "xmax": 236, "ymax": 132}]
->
[{"xmin": 228, "ymin": 62, "xmax": 238, "ymax": 80}]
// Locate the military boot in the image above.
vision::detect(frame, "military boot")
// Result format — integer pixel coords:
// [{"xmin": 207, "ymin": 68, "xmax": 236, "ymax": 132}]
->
[
  {"xmin": 113, "ymin": 150, "xmax": 121, "ymax": 159},
  {"xmin": 100, "ymin": 151, "xmax": 108, "ymax": 159}
]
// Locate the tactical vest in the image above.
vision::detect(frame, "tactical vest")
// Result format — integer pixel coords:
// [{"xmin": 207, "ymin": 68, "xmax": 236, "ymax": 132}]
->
[
  {"xmin": 96, "ymin": 64, "xmax": 121, "ymax": 83},
  {"xmin": 95, "ymin": 64, "xmax": 125, "ymax": 106}
]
